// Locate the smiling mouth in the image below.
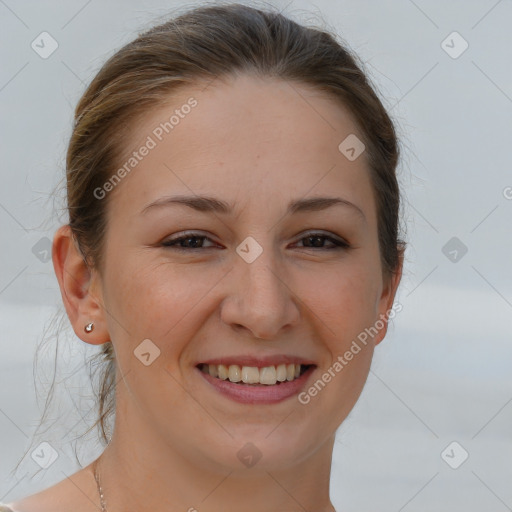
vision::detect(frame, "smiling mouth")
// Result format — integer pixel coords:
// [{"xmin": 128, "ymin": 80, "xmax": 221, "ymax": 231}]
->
[{"xmin": 197, "ymin": 363, "xmax": 313, "ymax": 386}]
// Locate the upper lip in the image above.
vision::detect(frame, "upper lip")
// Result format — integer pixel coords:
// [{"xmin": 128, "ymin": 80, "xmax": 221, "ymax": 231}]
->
[{"xmin": 197, "ymin": 355, "xmax": 316, "ymax": 367}]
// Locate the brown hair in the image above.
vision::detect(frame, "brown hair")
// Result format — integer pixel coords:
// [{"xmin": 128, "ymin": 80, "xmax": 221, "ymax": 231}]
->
[{"xmin": 18, "ymin": 2, "xmax": 406, "ymax": 472}]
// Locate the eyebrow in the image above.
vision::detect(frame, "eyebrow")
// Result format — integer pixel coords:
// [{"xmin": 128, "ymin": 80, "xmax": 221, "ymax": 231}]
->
[{"xmin": 141, "ymin": 194, "xmax": 366, "ymax": 221}]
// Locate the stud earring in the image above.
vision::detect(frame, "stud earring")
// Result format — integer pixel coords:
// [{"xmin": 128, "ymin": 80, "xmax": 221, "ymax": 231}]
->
[{"xmin": 84, "ymin": 322, "xmax": 94, "ymax": 333}]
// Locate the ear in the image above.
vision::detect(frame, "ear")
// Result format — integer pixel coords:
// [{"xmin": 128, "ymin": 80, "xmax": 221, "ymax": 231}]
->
[
  {"xmin": 373, "ymin": 247, "xmax": 404, "ymax": 346},
  {"xmin": 52, "ymin": 224, "xmax": 110, "ymax": 345}
]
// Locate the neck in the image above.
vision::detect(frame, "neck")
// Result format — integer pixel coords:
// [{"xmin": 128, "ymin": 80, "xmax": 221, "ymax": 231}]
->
[{"xmin": 95, "ymin": 403, "xmax": 337, "ymax": 512}]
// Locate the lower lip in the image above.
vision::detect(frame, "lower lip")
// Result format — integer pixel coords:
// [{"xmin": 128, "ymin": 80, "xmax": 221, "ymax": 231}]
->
[{"xmin": 196, "ymin": 366, "xmax": 316, "ymax": 404}]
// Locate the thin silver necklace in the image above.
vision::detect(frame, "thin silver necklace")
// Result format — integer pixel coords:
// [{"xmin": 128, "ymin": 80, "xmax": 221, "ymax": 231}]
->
[{"xmin": 93, "ymin": 458, "xmax": 108, "ymax": 512}]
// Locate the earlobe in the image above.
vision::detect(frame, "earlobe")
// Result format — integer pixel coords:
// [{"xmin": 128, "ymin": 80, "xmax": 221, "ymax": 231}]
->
[{"xmin": 52, "ymin": 225, "xmax": 110, "ymax": 345}]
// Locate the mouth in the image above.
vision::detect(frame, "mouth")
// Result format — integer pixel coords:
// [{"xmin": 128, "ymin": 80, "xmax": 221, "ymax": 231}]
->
[
  {"xmin": 195, "ymin": 360, "xmax": 317, "ymax": 404},
  {"xmin": 197, "ymin": 362, "xmax": 313, "ymax": 385}
]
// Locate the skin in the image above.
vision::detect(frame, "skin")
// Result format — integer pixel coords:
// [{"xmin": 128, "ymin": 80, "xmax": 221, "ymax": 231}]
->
[{"xmin": 12, "ymin": 73, "xmax": 402, "ymax": 512}]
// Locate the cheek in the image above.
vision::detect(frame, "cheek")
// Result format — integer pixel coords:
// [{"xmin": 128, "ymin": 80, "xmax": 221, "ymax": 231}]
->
[
  {"xmin": 294, "ymin": 268, "xmax": 377, "ymax": 428},
  {"xmin": 102, "ymin": 257, "xmax": 221, "ymax": 352},
  {"xmin": 296, "ymin": 259, "xmax": 382, "ymax": 346},
  {"xmin": 306, "ymin": 261, "xmax": 381, "ymax": 422}
]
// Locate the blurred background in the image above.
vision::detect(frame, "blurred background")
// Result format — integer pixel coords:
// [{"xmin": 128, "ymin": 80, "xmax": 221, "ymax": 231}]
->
[{"xmin": 1, "ymin": 0, "xmax": 511, "ymax": 510}]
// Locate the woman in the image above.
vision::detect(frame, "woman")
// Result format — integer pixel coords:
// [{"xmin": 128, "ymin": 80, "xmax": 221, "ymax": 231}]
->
[{"xmin": 3, "ymin": 3, "xmax": 405, "ymax": 511}]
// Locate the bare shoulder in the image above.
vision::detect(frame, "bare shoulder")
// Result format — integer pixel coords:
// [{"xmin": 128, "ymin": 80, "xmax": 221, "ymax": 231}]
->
[{"xmin": 7, "ymin": 462, "xmax": 98, "ymax": 512}]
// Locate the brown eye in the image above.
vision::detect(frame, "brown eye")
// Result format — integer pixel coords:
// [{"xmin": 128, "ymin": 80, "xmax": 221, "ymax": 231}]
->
[
  {"xmin": 295, "ymin": 232, "xmax": 349, "ymax": 250},
  {"xmin": 161, "ymin": 232, "xmax": 217, "ymax": 250},
  {"xmin": 160, "ymin": 231, "xmax": 350, "ymax": 251}
]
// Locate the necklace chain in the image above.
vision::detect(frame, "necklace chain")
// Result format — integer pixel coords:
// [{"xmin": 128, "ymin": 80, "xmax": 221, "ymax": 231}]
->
[{"xmin": 94, "ymin": 458, "xmax": 108, "ymax": 512}]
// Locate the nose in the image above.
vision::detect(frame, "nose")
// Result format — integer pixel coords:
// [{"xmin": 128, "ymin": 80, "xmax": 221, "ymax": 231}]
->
[{"xmin": 220, "ymin": 245, "xmax": 300, "ymax": 340}]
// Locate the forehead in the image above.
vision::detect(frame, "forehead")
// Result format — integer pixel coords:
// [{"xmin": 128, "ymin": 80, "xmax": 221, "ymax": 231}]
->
[{"xmin": 107, "ymin": 73, "xmax": 376, "ymax": 224}]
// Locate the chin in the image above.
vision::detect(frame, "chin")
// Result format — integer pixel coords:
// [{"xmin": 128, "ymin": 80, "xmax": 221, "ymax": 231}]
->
[{"xmin": 200, "ymin": 425, "xmax": 322, "ymax": 473}]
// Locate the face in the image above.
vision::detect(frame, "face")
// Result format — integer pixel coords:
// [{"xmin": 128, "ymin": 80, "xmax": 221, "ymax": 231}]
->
[{"xmin": 88, "ymin": 73, "xmax": 401, "ymax": 472}]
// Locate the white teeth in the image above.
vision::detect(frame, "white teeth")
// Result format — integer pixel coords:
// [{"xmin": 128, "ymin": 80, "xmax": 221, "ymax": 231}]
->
[
  {"xmin": 218, "ymin": 364, "xmax": 229, "ymax": 380},
  {"xmin": 228, "ymin": 364, "xmax": 242, "ymax": 382},
  {"xmin": 260, "ymin": 366, "xmax": 277, "ymax": 385},
  {"xmin": 276, "ymin": 364, "xmax": 287, "ymax": 382},
  {"xmin": 241, "ymin": 366, "xmax": 260, "ymax": 384},
  {"xmin": 286, "ymin": 363, "xmax": 295, "ymax": 381},
  {"xmin": 200, "ymin": 363, "xmax": 306, "ymax": 385}
]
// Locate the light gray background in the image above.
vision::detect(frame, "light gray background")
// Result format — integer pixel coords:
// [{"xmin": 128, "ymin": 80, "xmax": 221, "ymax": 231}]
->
[{"xmin": 1, "ymin": 0, "xmax": 511, "ymax": 510}]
